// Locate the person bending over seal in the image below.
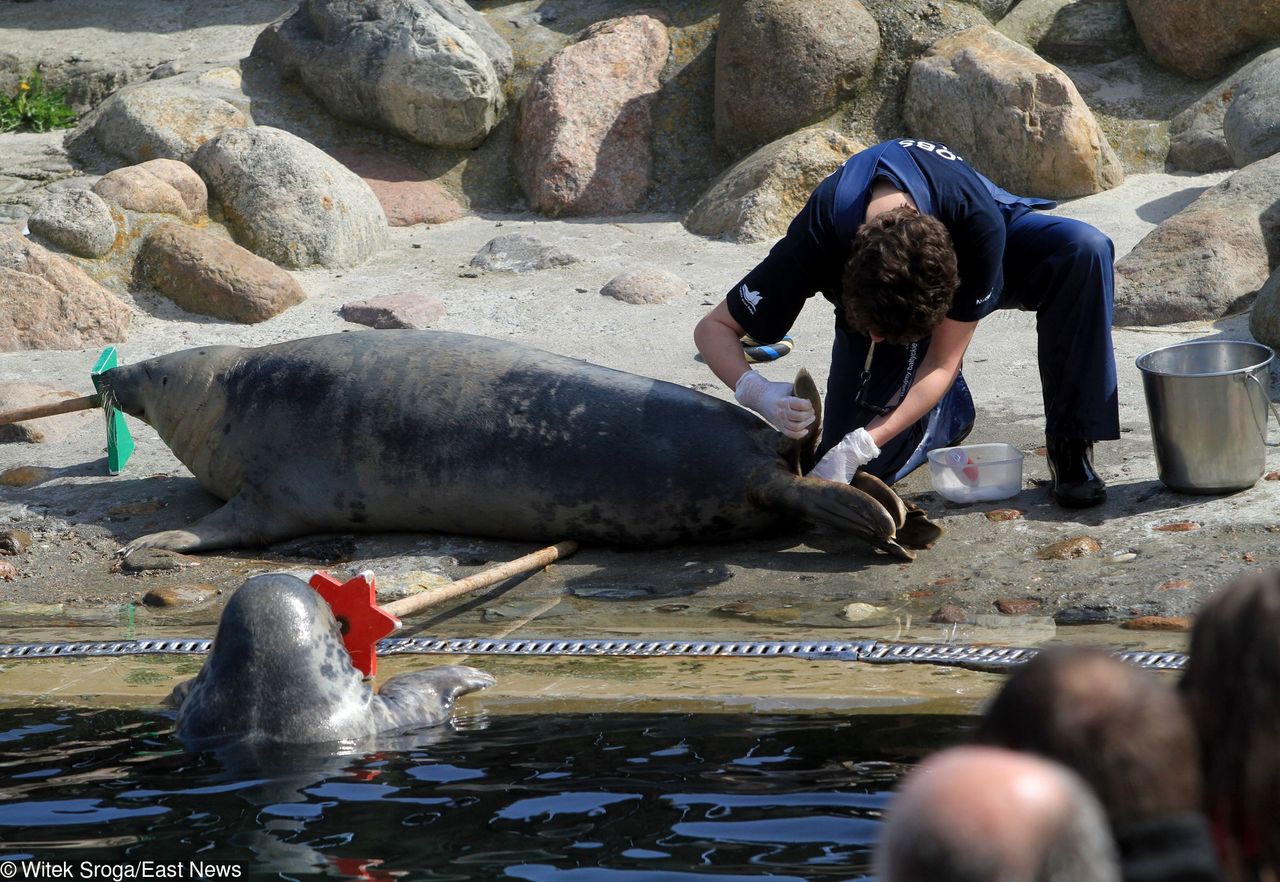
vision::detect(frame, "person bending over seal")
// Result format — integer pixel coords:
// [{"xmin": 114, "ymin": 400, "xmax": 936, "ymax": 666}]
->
[{"xmin": 695, "ymin": 138, "xmax": 1119, "ymax": 507}]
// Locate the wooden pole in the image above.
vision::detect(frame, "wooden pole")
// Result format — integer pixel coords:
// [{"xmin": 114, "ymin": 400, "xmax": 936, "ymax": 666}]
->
[
  {"xmin": 0, "ymin": 394, "xmax": 99, "ymax": 426},
  {"xmin": 383, "ymin": 539, "xmax": 579, "ymax": 619}
]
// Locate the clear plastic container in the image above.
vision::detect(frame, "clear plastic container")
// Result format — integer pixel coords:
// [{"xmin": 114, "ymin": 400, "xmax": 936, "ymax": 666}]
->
[{"xmin": 927, "ymin": 443, "xmax": 1024, "ymax": 503}]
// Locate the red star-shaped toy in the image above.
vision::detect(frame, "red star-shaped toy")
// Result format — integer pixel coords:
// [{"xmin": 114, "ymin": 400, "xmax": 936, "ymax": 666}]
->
[{"xmin": 309, "ymin": 570, "xmax": 401, "ymax": 678}]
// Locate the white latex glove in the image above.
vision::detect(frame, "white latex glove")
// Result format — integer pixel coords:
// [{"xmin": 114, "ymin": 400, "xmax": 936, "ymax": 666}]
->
[
  {"xmin": 734, "ymin": 370, "xmax": 815, "ymax": 439},
  {"xmin": 809, "ymin": 428, "xmax": 881, "ymax": 483}
]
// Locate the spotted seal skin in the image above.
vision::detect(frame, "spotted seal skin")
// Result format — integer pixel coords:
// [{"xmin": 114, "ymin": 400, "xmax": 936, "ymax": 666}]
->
[
  {"xmin": 103, "ymin": 330, "xmax": 938, "ymax": 558},
  {"xmin": 170, "ymin": 573, "xmax": 494, "ymax": 747}
]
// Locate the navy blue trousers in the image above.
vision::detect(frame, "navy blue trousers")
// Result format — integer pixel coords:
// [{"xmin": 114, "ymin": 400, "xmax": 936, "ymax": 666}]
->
[{"xmin": 820, "ymin": 206, "xmax": 1120, "ymax": 482}]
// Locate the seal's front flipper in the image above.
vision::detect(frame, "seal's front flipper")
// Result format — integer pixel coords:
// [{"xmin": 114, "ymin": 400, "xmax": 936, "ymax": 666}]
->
[
  {"xmin": 119, "ymin": 492, "xmax": 291, "ymax": 555},
  {"xmin": 779, "ymin": 368, "xmax": 823, "ymax": 475},
  {"xmin": 376, "ymin": 665, "xmax": 496, "ymax": 728}
]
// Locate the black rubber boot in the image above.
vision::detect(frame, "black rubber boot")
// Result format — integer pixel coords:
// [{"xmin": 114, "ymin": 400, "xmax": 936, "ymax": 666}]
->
[{"xmin": 1046, "ymin": 436, "xmax": 1107, "ymax": 508}]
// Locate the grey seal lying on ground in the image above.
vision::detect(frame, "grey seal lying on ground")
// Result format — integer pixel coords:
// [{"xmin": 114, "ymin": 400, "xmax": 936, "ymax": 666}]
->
[
  {"xmin": 169, "ymin": 573, "xmax": 493, "ymax": 747},
  {"xmin": 101, "ymin": 330, "xmax": 940, "ymax": 559}
]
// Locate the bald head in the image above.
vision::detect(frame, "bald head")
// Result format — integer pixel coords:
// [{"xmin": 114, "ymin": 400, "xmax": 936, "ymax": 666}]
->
[{"xmin": 876, "ymin": 746, "xmax": 1120, "ymax": 882}]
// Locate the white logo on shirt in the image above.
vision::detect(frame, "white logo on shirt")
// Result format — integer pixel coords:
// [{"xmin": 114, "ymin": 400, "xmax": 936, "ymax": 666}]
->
[
  {"xmin": 739, "ymin": 284, "xmax": 762, "ymax": 314},
  {"xmin": 975, "ymin": 288, "xmax": 995, "ymax": 305},
  {"xmin": 897, "ymin": 139, "xmax": 961, "ymax": 162}
]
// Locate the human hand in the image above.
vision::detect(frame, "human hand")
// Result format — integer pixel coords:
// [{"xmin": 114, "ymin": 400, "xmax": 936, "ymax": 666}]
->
[
  {"xmin": 733, "ymin": 370, "xmax": 815, "ymax": 439},
  {"xmin": 808, "ymin": 428, "xmax": 881, "ymax": 483}
]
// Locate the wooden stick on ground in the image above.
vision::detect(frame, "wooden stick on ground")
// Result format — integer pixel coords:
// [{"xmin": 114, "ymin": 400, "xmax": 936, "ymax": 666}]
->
[
  {"xmin": 383, "ymin": 539, "xmax": 579, "ymax": 619},
  {"xmin": 0, "ymin": 394, "xmax": 100, "ymax": 426}
]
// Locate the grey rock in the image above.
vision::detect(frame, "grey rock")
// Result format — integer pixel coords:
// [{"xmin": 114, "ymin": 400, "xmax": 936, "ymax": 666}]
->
[
  {"xmin": 956, "ymin": 0, "xmax": 1020, "ymax": 20},
  {"xmin": 1169, "ymin": 47, "xmax": 1280, "ymax": 172},
  {"xmin": 252, "ymin": 0, "xmax": 509, "ymax": 148},
  {"xmin": 469, "ymin": 234, "xmax": 578, "ymax": 273},
  {"xmin": 1054, "ymin": 606, "xmax": 1116, "ymax": 625},
  {"xmin": 1248, "ymin": 266, "xmax": 1280, "ymax": 350},
  {"xmin": 996, "ymin": 0, "xmax": 1139, "ymax": 64},
  {"xmin": 1116, "ymin": 152, "xmax": 1280, "ymax": 325},
  {"xmin": 1224, "ymin": 70, "xmax": 1280, "ymax": 167},
  {"xmin": 715, "ymin": 0, "xmax": 880, "ymax": 156},
  {"xmin": 27, "ymin": 189, "xmax": 117, "ymax": 258},
  {"xmin": 685, "ymin": 129, "xmax": 864, "ymax": 243},
  {"xmin": 339, "ymin": 293, "xmax": 446, "ymax": 328},
  {"xmin": 600, "ymin": 267, "xmax": 690, "ymax": 305},
  {"xmin": 904, "ymin": 24, "xmax": 1124, "ymax": 198},
  {"xmin": 76, "ymin": 82, "xmax": 249, "ymax": 164},
  {"xmin": 191, "ymin": 126, "xmax": 388, "ymax": 269}
]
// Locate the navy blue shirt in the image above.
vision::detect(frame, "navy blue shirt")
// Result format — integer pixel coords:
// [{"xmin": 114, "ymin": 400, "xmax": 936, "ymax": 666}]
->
[{"xmin": 726, "ymin": 139, "xmax": 1014, "ymax": 343}]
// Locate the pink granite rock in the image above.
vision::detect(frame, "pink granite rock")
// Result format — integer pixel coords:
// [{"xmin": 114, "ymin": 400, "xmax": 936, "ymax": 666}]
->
[
  {"xmin": 339, "ymin": 293, "xmax": 446, "ymax": 329},
  {"xmin": 516, "ymin": 14, "xmax": 669, "ymax": 216},
  {"xmin": 329, "ymin": 146, "xmax": 464, "ymax": 227}
]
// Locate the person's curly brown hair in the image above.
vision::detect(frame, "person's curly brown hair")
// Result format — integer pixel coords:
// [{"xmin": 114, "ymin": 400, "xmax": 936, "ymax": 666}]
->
[{"xmin": 842, "ymin": 205, "xmax": 960, "ymax": 344}]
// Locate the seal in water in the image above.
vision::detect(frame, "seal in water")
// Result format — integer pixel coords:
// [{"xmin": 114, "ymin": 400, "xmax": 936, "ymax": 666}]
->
[
  {"xmin": 169, "ymin": 573, "xmax": 494, "ymax": 746},
  {"xmin": 103, "ymin": 330, "xmax": 940, "ymax": 559}
]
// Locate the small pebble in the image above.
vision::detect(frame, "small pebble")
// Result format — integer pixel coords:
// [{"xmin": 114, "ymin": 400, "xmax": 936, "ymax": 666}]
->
[
  {"xmin": 995, "ymin": 598, "xmax": 1041, "ymax": 615},
  {"xmin": 1105, "ymin": 552, "xmax": 1138, "ymax": 564},
  {"xmin": 0, "ymin": 466, "xmax": 52, "ymax": 487},
  {"xmin": 655, "ymin": 603, "xmax": 689, "ymax": 613},
  {"xmin": 106, "ymin": 500, "xmax": 164, "ymax": 519},
  {"xmin": 1036, "ymin": 536, "xmax": 1102, "ymax": 560},
  {"xmin": 142, "ymin": 583, "xmax": 220, "ymax": 608},
  {"xmin": 843, "ymin": 602, "xmax": 882, "ymax": 622},
  {"xmin": 985, "ymin": 509, "xmax": 1023, "ymax": 522},
  {"xmin": 0, "ymin": 530, "xmax": 33, "ymax": 555},
  {"xmin": 716, "ymin": 601, "xmax": 754, "ymax": 616},
  {"xmin": 930, "ymin": 603, "xmax": 968, "ymax": 624},
  {"xmin": 1265, "ymin": 471, "xmax": 1279, "ymax": 481},
  {"xmin": 1121, "ymin": 615, "xmax": 1192, "ymax": 632},
  {"xmin": 0, "ymin": 560, "xmax": 17, "ymax": 581},
  {"xmin": 1158, "ymin": 579, "xmax": 1193, "ymax": 591},
  {"xmin": 1054, "ymin": 607, "xmax": 1115, "ymax": 625},
  {"xmin": 1153, "ymin": 521, "xmax": 1199, "ymax": 532}
]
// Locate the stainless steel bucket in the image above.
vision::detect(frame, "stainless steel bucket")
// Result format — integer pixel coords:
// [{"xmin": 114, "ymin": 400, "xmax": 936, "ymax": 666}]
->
[{"xmin": 1136, "ymin": 340, "xmax": 1280, "ymax": 493}]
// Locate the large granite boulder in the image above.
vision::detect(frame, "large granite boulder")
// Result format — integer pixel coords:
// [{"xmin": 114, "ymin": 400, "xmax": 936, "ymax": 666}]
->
[
  {"xmin": 1249, "ymin": 266, "xmax": 1280, "ymax": 350},
  {"xmin": 714, "ymin": 0, "xmax": 880, "ymax": 156},
  {"xmin": 1115, "ymin": 153, "xmax": 1280, "ymax": 325},
  {"xmin": 904, "ymin": 25, "xmax": 1124, "ymax": 198},
  {"xmin": 252, "ymin": 0, "xmax": 510, "ymax": 149},
  {"xmin": 1125, "ymin": 0, "xmax": 1280, "ymax": 80},
  {"xmin": 685, "ymin": 129, "xmax": 864, "ymax": 243},
  {"xmin": 191, "ymin": 127, "xmax": 388, "ymax": 269},
  {"xmin": 996, "ymin": 0, "xmax": 1139, "ymax": 64},
  {"xmin": 73, "ymin": 82, "xmax": 249, "ymax": 164},
  {"xmin": 516, "ymin": 14, "xmax": 669, "ymax": 217},
  {"xmin": 1224, "ymin": 64, "xmax": 1280, "ymax": 168},
  {"xmin": 137, "ymin": 223, "xmax": 307, "ymax": 323},
  {"xmin": 1169, "ymin": 48, "xmax": 1280, "ymax": 172},
  {"xmin": 93, "ymin": 165, "xmax": 193, "ymax": 221},
  {"xmin": 0, "ymin": 226, "xmax": 131, "ymax": 351},
  {"xmin": 27, "ymin": 190, "xmax": 117, "ymax": 258}
]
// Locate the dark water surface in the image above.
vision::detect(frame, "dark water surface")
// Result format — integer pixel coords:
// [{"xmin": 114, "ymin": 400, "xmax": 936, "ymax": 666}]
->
[{"xmin": 0, "ymin": 709, "xmax": 973, "ymax": 880}]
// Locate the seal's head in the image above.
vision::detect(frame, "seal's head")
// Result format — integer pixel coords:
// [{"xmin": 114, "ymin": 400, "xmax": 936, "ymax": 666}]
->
[
  {"xmin": 173, "ymin": 573, "xmax": 372, "ymax": 747},
  {"xmin": 98, "ymin": 345, "xmax": 241, "ymax": 440}
]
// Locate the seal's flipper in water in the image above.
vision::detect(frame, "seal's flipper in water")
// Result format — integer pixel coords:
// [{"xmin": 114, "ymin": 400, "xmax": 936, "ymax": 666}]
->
[
  {"xmin": 779, "ymin": 367, "xmax": 823, "ymax": 476},
  {"xmin": 374, "ymin": 665, "xmax": 496, "ymax": 730},
  {"xmin": 120, "ymin": 491, "xmax": 292, "ymax": 556}
]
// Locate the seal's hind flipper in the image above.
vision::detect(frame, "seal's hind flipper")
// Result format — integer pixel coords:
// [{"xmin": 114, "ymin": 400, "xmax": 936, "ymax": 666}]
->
[
  {"xmin": 851, "ymin": 471, "xmax": 907, "ymax": 529},
  {"xmin": 779, "ymin": 367, "xmax": 823, "ymax": 475},
  {"xmin": 895, "ymin": 502, "xmax": 944, "ymax": 550},
  {"xmin": 758, "ymin": 473, "xmax": 901, "ymax": 555}
]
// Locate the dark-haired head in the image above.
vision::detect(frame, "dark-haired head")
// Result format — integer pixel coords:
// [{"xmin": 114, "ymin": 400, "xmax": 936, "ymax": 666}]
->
[
  {"xmin": 842, "ymin": 205, "xmax": 959, "ymax": 344},
  {"xmin": 1181, "ymin": 568, "xmax": 1280, "ymax": 870}
]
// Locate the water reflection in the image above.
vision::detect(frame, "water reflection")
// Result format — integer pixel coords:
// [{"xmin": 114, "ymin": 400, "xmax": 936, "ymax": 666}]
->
[{"xmin": 0, "ymin": 707, "xmax": 973, "ymax": 878}]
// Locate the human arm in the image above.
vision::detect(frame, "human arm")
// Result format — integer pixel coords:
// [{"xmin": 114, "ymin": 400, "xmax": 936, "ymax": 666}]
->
[
  {"xmin": 810, "ymin": 318, "xmax": 977, "ymax": 482},
  {"xmin": 695, "ymin": 301, "xmax": 814, "ymax": 439},
  {"xmin": 866, "ymin": 317, "xmax": 976, "ymax": 448}
]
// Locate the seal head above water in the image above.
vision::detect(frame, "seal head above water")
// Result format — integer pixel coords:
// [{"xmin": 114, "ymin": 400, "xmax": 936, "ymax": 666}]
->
[
  {"xmin": 170, "ymin": 573, "xmax": 494, "ymax": 747},
  {"xmin": 103, "ymin": 330, "xmax": 939, "ymax": 559}
]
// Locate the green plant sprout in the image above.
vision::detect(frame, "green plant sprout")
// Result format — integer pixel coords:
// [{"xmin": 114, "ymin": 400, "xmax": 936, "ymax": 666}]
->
[{"xmin": 0, "ymin": 69, "xmax": 76, "ymax": 133}]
